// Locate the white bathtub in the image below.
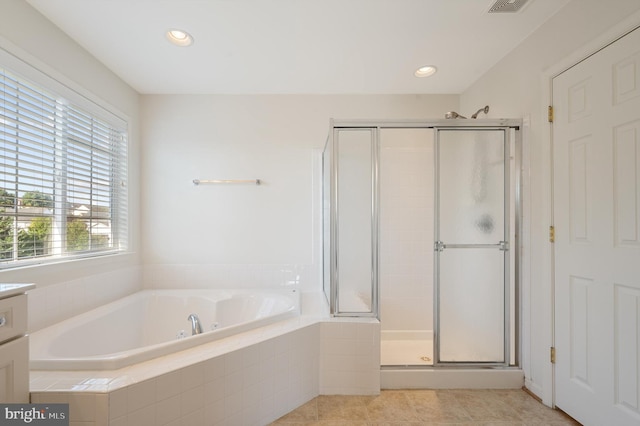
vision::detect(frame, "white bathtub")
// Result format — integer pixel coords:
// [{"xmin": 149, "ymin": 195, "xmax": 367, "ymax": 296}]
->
[{"xmin": 30, "ymin": 289, "xmax": 299, "ymax": 370}]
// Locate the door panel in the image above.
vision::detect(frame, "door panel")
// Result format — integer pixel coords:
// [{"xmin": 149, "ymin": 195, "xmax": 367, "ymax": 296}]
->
[
  {"xmin": 553, "ymin": 26, "xmax": 640, "ymax": 426},
  {"xmin": 379, "ymin": 129, "xmax": 434, "ymax": 333},
  {"xmin": 435, "ymin": 128, "xmax": 509, "ymax": 365},
  {"xmin": 336, "ymin": 129, "xmax": 374, "ymax": 313},
  {"xmin": 438, "ymin": 130, "xmax": 505, "ymax": 245},
  {"xmin": 439, "ymin": 248, "xmax": 505, "ymax": 362},
  {"xmin": 613, "ymin": 120, "xmax": 640, "ymax": 248}
]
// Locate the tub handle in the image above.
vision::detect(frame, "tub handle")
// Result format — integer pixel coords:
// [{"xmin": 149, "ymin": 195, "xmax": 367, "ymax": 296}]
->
[{"xmin": 0, "ymin": 316, "xmax": 6, "ymax": 327}]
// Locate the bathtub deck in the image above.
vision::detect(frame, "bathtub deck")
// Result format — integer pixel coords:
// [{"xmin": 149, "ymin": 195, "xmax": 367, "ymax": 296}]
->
[
  {"xmin": 29, "ymin": 293, "xmax": 385, "ymax": 426},
  {"xmin": 30, "ymin": 313, "xmax": 324, "ymax": 393}
]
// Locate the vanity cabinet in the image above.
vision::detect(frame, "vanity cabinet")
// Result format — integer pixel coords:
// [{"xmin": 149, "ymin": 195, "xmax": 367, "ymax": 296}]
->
[{"xmin": 0, "ymin": 284, "xmax": 35, "ymax": 403}]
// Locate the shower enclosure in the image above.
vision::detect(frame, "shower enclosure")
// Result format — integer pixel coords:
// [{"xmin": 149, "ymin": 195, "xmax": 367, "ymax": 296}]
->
[{"xmin": 322, "ymin": 119, "xmax": 522, "ymax": 368}]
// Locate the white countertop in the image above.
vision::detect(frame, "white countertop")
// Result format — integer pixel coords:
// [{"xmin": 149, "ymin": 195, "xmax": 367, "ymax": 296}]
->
[{"xmin": 0, "ymin": 283, "xmax": 36, "ymax": 299}]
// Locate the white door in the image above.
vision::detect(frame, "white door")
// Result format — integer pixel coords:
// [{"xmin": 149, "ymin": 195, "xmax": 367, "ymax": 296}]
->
[{"xmin": 553, "ymin": 26, "xmax": 640, "ymax": 425}]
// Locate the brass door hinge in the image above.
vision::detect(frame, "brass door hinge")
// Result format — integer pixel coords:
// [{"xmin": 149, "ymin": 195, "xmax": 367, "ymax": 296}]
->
[
  {"xmin": 549, "ymin": 225, "xmax": 555, "ymax": 243},
  {"xmin": 548, "ymin": 105, "xmax": 554, "ymax": 122},
  {"xmin": 550, "ymin": 347, "xmax": 556, "ymax": 364}
]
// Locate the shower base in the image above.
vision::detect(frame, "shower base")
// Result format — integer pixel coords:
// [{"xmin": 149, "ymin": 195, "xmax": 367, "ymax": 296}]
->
[
  {"xmin": 379, "ymin": 330, "xmax": 524, "ymax": 389},
  {"xmin": 380, "ymin": 330, "xmax": 433, "ymax": 366}
]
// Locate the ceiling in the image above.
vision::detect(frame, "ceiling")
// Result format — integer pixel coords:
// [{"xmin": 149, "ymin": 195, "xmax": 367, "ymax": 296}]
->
[{"xmin": 26, "ymin": 0, "xmax": 569, "ymax": 95}]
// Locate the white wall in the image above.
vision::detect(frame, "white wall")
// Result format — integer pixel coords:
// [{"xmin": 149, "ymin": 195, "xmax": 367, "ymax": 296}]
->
[
  {"xmin": 0, "ymin": 1, "xmax": 142, "ymax": 331},
  {"xmin": 460, "ymin": 0, "xmax": 640, "ymax": 404},
  {"xmin": 140, "ymin": 94, "xmax": 458, "ymax": 291}
]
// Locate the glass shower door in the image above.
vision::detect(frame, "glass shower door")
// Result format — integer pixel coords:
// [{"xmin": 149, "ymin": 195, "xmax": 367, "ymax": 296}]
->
[
  {"xmin": 333, "ymin": 128, "xmax": 377, "ymax": 315},
  {"xmin": 434, "ymin": 128, "xmax": 510, "ymax": 365}
]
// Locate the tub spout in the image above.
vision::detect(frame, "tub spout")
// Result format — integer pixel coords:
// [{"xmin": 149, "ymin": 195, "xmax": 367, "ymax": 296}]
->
[{"xmin": 187, "ymin": 314, "xmax": 203, "ymax": 335}]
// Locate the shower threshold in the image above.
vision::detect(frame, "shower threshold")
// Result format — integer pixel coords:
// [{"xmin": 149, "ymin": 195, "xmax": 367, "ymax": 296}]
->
[
  {"xmin": 380, "ymin": 331, "xmax": 523, "ymax": 389},
  {"xmin": 380, "ymin": 366, "xmax": 524, "ymax": 389}
]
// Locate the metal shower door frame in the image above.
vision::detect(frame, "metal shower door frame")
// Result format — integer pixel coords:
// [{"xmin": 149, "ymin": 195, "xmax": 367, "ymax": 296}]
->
[
  {"xmin": 326, "ymin": 119, "xmax": 522, "ymax": 368},
  {"xmin": 329, "ymin": 125, "xmax": 379, "ymax": 318},
  {"xmin": 432, "ymin": 126, "xmax": 512, "ymax": 367}
]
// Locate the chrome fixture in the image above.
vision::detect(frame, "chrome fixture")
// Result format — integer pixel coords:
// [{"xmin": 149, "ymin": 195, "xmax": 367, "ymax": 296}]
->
[
  {"xmin": 488, "ymin": 0, "xmax": 529, "ymax": 13},
  {"xmin": 193, "ymin": 179, "xmax": 261, "ymax": 185},
  {"xmin": 187, "ymin": 314, "xmax": 203, "ymax": 335},
  {"xmin": 471, "ymin": 105, "xmax": 490, "ymax": 119},
  {"xmin": 445, "ymin": 111, "xmax": 466, "ymax": 119},
  {"xmin": 445, "ymin": 105, "xmax": 490, "ymax": 119}
]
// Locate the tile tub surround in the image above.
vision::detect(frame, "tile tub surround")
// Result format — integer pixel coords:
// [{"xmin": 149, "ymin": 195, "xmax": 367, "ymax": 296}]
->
[
  {"xmin": 32, "ymin": 326, "xmax": 320, "ymax": 426},
  {"xmin": 0, "ymin": 283, "xmax": 36, "ymax": 298},
  {"xmin": 320, "ymin": 320, "xmax": 381, "ymax": 395},
  {"xmin": 30, "ymin": 293, "xmax": 382, "ymax": 426}
]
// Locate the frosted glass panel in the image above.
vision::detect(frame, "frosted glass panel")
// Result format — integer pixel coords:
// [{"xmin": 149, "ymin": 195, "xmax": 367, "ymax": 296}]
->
[
  {"xmin": 439, "ymin": 248, "xmax": 505, "ymax": 362},
  {"xmin": 322, "ymin": 138, "xmax": 332, "ymax": 304},
  {"xmin": 439, "ymin": 130, "xmax": 505, "ymax": 244},
  {"xmin": 337, "ymin": 130, "xmax": 373, "ymax": 313},
  {"xmin": 436, "ymin": 128, "xmax": 509, "ymax": 364},
  {"xmin": 379, "ymin": 129, "xmax": 434, "ymax": 332}
]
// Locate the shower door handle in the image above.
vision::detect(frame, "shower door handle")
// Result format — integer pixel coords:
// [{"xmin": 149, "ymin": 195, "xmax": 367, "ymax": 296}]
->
[{"xmin": 434, "ymin": 241, "xmax": 509, "ymax": 251}]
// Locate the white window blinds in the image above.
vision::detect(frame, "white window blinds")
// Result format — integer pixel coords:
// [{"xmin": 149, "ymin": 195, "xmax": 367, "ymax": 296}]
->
[{"xmin": 0, "ymin": 66, "xmax": 128, "ymax": 267}]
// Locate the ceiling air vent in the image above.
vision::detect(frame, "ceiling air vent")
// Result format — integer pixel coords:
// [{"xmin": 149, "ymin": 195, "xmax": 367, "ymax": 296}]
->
[{"xmin": 488, "ymin": 0, "xmax": 529, "ymax": 13}]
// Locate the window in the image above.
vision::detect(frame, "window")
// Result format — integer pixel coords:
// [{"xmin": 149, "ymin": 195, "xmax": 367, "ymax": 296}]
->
[{"xmin": 0, "ymin": 66, "xmax": 128, "ymax": 268}]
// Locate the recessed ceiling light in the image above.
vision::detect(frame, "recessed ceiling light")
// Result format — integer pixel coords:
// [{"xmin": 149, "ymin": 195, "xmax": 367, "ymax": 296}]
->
[
  {"xmin": 166, "ymin": 29, "xmax": 193, "ymax": 47},
  {"xmin": 414, "ymin": 65, "xmax": 437, "ymax": 78}
]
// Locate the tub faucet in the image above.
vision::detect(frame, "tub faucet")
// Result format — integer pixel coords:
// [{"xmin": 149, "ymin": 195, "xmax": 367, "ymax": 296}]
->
[{"xmin": 187, "ymin": 314, "xmax": 203, "ymax": 335}]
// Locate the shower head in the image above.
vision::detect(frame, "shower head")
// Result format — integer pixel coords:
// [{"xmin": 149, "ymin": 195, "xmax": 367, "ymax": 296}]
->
[
  {"xmin": 445, "ymin": 111, "xmax": 467, "ymax": 119},
  {"xmin": 471, "ymin": 105, "xmax": 490, "ymax": 119}
]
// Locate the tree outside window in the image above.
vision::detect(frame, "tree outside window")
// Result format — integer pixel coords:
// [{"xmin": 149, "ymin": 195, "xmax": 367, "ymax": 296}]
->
[
  {"xmin": 0, "ymin": 66, "xmax": 127, "ymax": 267},
  {"xmin": 0, "ymin": 189, "xmax": 15, "ymax": 259}
]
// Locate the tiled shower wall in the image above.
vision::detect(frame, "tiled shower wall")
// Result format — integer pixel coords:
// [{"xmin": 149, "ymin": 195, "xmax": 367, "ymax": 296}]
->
[{"xmin": 320, "ymin": 320, "xmax": 381, "ymax": 395}]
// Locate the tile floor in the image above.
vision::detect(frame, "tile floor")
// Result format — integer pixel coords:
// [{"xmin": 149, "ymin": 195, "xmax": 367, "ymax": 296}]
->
[{"xmin": 270, "ymin": 389, "xmax": 581, "ymax": 425}]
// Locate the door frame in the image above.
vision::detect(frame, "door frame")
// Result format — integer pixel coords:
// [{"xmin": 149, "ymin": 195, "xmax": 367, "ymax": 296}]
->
[
  {"xmin": 543, "ymin": 11, "xmax": 640, "ymax": 409},
  {"xmin": 433, "ymin": 127, "xmax": 513, "ymax": 367},
  {"xmin": 327, "ymin": 119, "xmax": 522, "ymax": 369}
]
